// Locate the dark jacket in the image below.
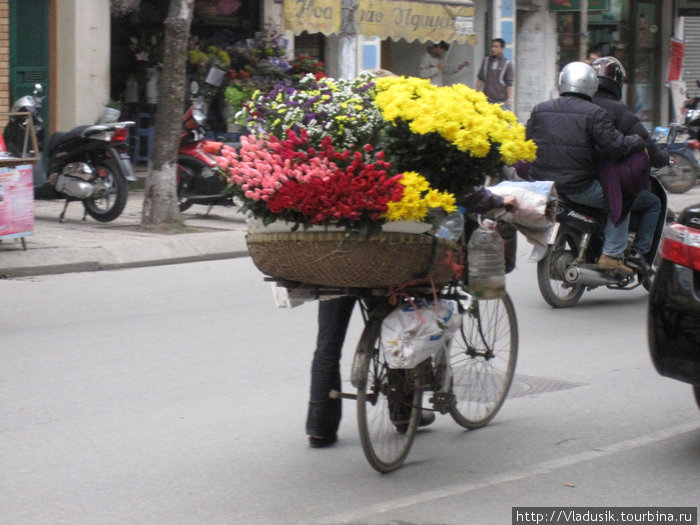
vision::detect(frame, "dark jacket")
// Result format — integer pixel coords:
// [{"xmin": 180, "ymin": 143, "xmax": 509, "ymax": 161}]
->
[
  {"xmin": 525, "ymin": 94, "xmax": 645, "ymax": 195},
  {"xmin": 598, "ymin": 150, "xmax": 651, "ymax": 226},
  {"xmin": 592, "ymin": 79, "xmax": 669, "ymax": 168}
]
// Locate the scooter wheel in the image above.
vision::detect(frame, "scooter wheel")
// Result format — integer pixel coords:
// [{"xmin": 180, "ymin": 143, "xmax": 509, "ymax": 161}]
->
[{"xmin": 82, "ymin": 159, "xmax": 128, "ymax": 222}]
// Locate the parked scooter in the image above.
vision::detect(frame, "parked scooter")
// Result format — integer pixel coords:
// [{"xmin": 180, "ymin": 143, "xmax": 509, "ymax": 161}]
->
[
  {"xmin": 536, "ymin": 127, "xmax": 678, "ymax": 308},
  {"xmin": 3, "ymin": 84, "xmax": 137, "ymax": 222},
  {"xmin": 177, "ymin": 98, "xmax": 234, "ymax": 212}
]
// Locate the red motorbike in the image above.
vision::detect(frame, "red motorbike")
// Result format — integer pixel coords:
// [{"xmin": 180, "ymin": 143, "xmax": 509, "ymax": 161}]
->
[{"xmin": 177, "ymin": 100, "xmax": 233, "ymax": 212}]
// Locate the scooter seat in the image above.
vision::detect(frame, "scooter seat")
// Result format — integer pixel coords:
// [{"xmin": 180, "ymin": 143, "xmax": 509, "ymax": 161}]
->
[
  {"xmin": 557, "ymin": 193, "xmax": 608, "ymax": 220},
  {"xmin": 48, "ymin": 125, "xmax": 93, "ymax": 153}
]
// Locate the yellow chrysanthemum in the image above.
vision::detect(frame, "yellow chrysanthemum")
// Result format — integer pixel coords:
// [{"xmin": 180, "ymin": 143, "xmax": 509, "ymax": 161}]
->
[
  {"xmin": 384, "ymin": 171, "xmax": 456, "ymax": 222},
  {"xmin": 373, "ymin": 77, "xmax": 536, "ymax": 170}
]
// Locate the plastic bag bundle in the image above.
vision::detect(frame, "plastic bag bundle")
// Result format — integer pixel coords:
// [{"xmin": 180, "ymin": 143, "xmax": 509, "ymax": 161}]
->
[{"xmin": 381, "ymin": 300, "xmax": 463, "ymax": 369}]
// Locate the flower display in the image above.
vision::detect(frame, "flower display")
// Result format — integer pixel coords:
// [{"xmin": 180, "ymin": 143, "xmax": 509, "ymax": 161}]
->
[
  {"xmin": 373, "ymin": 76, "xmax": 537, "ymax": 196},
  {"xmin": 241, "ymin": 74, "xmax": 384, "ymax": 151},
  {"xmin": 215, "ymin": 72, "xmax": 535, "ymax": 233},
  {"xmin": 212, "ymin": 129, "xmax": 455, "ymax": 235},
  {"xmin": 223, "ymin": 30, "xmax": 295, "ymax": 119}
]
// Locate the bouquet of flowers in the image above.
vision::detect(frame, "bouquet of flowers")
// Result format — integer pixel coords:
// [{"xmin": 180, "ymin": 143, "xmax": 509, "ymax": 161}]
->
[
  {"xmin": 212, "ymin": 73, "xmax": 536, "ymax": 235},
  {"xmin": 224, "ymin": 30, "xmax": 293, "ymax": 121}
]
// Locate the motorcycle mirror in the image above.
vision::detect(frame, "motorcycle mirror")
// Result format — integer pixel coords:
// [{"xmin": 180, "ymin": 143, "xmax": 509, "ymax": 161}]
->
[
  {"xmin": 33, "ymin": 83, "xmax": 44, "ymax": 96},
  {"xmin": 191, "ymin": 81, "xmax": 199, "ymax": 95}
]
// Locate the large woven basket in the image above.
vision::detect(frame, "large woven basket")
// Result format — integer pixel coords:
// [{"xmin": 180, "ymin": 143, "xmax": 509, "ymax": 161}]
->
[{"xmin": 246, "ymin": 231, "xmax": 461, "ymax": 289}]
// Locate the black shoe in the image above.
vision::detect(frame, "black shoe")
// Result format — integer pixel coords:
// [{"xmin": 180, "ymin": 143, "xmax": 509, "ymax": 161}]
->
[
  {"xmin": 308, "ymin": 435, "xmax": 337, "ymax": 448},
  {"xmin": 627, "ymin": 250, "xmax": 650, "ymax": 272},
  {"xmin": 419, "ymin": 410, "xmax": 436, "ymax": 427},
  {"xmin": 394, "ymin": 411, "xmax": 436, "ymax": 434}
]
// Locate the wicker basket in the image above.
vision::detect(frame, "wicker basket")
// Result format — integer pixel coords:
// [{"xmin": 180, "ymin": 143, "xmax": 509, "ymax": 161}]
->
[{"xmin": 246, "ymin": 231, "xmax": 461, "ymax": 289}]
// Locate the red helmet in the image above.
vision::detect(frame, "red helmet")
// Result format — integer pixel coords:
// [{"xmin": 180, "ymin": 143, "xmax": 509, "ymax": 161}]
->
[{"xmin": 591, "ymin": 56, "xmax": 626, "ymax": 88}]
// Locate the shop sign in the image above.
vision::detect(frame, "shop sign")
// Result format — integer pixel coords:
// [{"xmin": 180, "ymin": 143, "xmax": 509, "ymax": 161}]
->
[
  {"xmin": 0, "ymin": 165, "xmax": 34, "ymax": 240},
  {"xmin": 549, "ymin": 0, "xmax": 609, "ymax": 11},
  {"xmin": 355, "ymin": 0, "xmax": 476, "ymax": 44},
  {"xmin": 679, "ymin": 0, "xmax": 700, "ymax": 16},
  {"xmin": 284, "ymin": 0, "xmax": 342, "ymax": 37},
  {"xmin": 284, "ymin": 0, "xmax": 476, "ymax": 45}
]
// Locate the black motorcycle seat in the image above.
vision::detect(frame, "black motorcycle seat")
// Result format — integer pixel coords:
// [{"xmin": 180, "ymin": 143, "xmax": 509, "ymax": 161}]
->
[
  {"xmin": 557, "ymin": 193, "xmax": 608, "ymax": 220},
  {"xmin": 48, "ymin": 125, "xmax": 94, "ymax": 153}
]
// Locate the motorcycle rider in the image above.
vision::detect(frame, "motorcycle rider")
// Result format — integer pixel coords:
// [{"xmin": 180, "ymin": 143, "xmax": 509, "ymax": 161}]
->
[
  {"xmin": 590, "ymin": 56, "xmax": 667, "ymax": 271},
  {"xmin": 525, "ymin": 61, "xmax": 647, "ymax": 275}
]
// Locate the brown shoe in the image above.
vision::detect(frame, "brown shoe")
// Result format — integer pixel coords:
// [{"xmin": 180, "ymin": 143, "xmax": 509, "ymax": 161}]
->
[{"xmin": 597, "ymin": 254, "xmax": 633, "ymax": 276}]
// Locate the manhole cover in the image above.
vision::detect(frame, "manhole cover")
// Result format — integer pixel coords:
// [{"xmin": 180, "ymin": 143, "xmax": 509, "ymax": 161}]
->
[{"xmin": 508, "ymin": 373, "xmax": 586, "ymax": 398}]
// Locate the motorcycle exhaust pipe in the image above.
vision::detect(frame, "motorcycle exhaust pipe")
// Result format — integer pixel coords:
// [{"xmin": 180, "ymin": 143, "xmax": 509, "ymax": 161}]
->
[{"xmin": 564, "ymin": 266, "xmax": 615, "ymax": 286}]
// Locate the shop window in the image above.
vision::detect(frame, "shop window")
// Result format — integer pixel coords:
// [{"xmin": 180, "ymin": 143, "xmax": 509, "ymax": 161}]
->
[
  {"xmin": 110, "ymin": 0, "xmax": 261, "ymax": 135},
  {"xmin": 555, "ymin": 0, "xmax": 661, "ymax": 126},
  {"xmin": 294, "ymin": 32, "xmax": 325, "ymax": 64}
]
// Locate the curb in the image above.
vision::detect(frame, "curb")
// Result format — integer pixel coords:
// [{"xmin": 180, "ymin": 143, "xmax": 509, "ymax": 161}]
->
[{"xmin": 0, "ymin": 230, "xmax": 250, "ymax": 278}]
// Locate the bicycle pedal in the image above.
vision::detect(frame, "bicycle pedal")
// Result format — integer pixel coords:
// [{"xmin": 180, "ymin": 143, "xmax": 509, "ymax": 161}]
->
[
  {"xmin": 429, "ymin": 392, "xmax": 455, "ymax": 414},
  {"xmin": 329, "ymin": 389, "xmax": 357, "ymax": 400}
]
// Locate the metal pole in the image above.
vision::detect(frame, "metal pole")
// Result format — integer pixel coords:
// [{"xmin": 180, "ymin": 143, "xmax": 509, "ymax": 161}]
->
[{"xmin": 579, "ymin": 0, "xmax": 589, "ymax": 62}]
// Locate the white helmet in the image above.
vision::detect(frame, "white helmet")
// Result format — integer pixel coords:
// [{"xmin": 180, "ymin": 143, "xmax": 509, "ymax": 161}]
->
[{"xmin": 558, "ymin": 61, "xmax": 599, "ymax": 99}]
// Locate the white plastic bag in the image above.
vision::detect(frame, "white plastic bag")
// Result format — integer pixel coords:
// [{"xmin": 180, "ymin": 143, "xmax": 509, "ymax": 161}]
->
[{"xmin": 381, "ymin": 300, "xmax": 463, "ymax": 369}]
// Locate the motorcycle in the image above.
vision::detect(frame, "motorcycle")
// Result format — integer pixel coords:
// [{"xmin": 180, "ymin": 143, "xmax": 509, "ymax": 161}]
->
[
  {"xmin": 651, "ymin": 85, "xmax": 700, "ymax": 194},
  {"xmin": 652, "ymin": 126, "xmax": 698, "ymax": 195},
  {"xmin": 536, "ymin": 127, "xmax": 678, "ymax": 308},
  {"xmin": 177, "ymin": 99, "xmax": 234, "ymax": 213},
  {"xmin": 3, "ymin": 84, "xmax": 137, "ymax": 222}
]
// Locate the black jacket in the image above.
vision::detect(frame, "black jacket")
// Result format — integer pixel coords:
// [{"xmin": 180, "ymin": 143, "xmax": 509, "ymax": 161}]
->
[
  {"xmin": 592, "ymin": 79, "xmax": 669, "ymax": 168},
  {"xmin": 526, "ymin": 94, "xmax": 645, "ymax": 195}
]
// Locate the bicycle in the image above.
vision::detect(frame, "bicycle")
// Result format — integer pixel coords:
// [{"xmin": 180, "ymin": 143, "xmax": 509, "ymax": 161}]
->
[{"xmin": 272, "ymin": 219, "xmax": 518, "ymax": 472}]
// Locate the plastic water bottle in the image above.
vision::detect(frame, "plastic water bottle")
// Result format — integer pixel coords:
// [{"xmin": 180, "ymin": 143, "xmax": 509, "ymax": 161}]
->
[
  {"xmin": 467, "ymin": 219, "xmax": 505, "ymax": 299},
  {"xmin": 435, "ymin": 206, "xmax": 466, "ymax": 241}
]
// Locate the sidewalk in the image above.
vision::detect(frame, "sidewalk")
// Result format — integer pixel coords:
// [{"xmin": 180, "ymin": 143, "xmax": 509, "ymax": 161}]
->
[
  {"xmin": 1, "ymin": 183, "xmax": 698, "ymax": 279},
  {"xmin": 0, "ymin": 190, "xmax": 250, "ymax": 277}
]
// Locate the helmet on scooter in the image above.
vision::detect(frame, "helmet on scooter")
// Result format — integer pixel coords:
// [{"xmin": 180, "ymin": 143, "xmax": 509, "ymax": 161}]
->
[
  {"xmin": 591, "ymin": 56, "xmax": 626, "ymax": 100},
  {"xmin": 558, "ymin": 61, "xmax": 599, "ymax": 99}
]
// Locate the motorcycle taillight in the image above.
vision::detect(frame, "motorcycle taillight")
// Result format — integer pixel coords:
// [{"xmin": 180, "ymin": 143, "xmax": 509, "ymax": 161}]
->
[
  {"xmin": 660, "ymin": 223, "xmax": 700, "ymax": 271},
  {"xmin": 111, "ymin": 128, "xmax": 129, "ymax": 143}
]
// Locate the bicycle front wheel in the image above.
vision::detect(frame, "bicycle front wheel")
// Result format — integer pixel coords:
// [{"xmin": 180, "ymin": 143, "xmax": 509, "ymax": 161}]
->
[
  {"xmin": 450, "ymin": 293, "xmax": 518, "ymax": 429},
  {"xmin": 355, "ymin": 308, "xmax": 422, "ymax": 473}
]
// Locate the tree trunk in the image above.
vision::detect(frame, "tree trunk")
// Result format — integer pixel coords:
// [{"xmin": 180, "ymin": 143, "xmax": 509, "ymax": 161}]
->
[{"xmin": 141, "ymin": 0, "xmax": 194, "ymax": 230}]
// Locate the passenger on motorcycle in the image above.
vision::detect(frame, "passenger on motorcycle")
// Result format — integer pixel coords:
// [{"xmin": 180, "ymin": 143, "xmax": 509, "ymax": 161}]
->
[
  {"xmin": 525, "ymin": 61, "xmax": 648, "ymax": 275},
  {"xmin": 591, "ymin": 56, "xmax": 667, "ymax": 271}
]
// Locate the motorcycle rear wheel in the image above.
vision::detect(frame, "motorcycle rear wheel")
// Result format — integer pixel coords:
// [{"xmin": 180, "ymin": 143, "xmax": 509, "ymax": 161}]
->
[
  {"xmin": 658, "ymin": 153, "xmax": 696, "ymax": 194},
  {"xmin": 82, "ymin": 159, "xmax": 128, "ymax": 222},
  {"xmin": 537, "ymin": 229, "xmax": 586, "ymax": 308},
  {"xmin": 176, "ymin": 162, "xmax": 194, "ymax": 212}
]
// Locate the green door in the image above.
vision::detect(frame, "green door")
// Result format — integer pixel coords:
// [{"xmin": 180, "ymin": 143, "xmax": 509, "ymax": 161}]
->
[{"xmin": 9, "ymin": 0, "xmax": 49, "ymax": 139}]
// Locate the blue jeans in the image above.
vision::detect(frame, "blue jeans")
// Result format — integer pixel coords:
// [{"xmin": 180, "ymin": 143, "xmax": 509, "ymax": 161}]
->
[
  {"xmin": 630, "ymin": 190, "xmax": 661, "ymax": 255},
  {"xmin": 566, "ymin": 180, "xmax": 630, "ymax": 258},
  {"xmin": 306, "ymin": 297, "xmax": 356, "ymax": 438}
]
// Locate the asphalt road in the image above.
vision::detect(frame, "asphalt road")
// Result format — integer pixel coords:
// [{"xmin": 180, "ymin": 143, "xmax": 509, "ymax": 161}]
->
[{"xmin": 1, "ymin": 250, "xmax": 698, "ymax": 525}]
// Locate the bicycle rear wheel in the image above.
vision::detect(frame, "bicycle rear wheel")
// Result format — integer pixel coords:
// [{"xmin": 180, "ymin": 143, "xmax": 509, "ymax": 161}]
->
[
  {"xmin": 449, "ymin": 293, "xmax": 518, "ymax": 429},
  {"xmin": 354, "ymin": 305, "xmax": 422, "ymax": 473}
]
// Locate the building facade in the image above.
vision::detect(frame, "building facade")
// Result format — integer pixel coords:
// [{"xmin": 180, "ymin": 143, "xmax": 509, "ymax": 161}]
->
[{"xmin": 0, "ymin": 0, "xmax": 685, "ymax": 142}]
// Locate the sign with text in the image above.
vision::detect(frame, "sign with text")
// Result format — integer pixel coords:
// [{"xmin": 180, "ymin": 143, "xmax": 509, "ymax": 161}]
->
[
  {"xmin": 284, "ymin": 0, "xmax": 476, "ymax": 44},
  {"xmin": 283, "ymin": 0, "xmax": 341, "ymax": 37},
  {"xmin": 355, "ymin": 0, "xmax": 476, "ymax": 44},
  {"xmin": 0, "ymin": 164, "xmax": 34, "ymax": 239},
  {"xmin": 668, "ymin": 38, "xmax": 685, "ymax": 83},
  {"xmin": 549, "ymin": 0, "xmax": 609, "ymax": 11}
]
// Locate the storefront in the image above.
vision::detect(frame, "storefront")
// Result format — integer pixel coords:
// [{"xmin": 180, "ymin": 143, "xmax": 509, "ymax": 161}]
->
[
  {"xmin": 282, "ymin": 0, "xmax": 484, "ymax": 94},
  {"xmin": 110, "ymin": 0, "xmax": 264, "ymax": 136},
  {"xmin": 553, "ymin": 0, "xmax": 666, "ymax": 127}
]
